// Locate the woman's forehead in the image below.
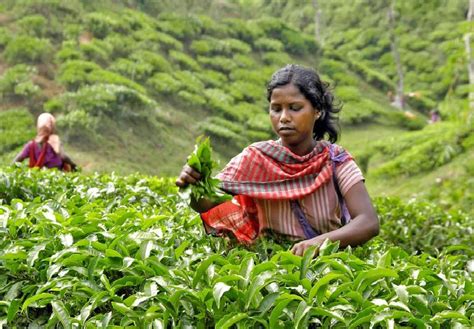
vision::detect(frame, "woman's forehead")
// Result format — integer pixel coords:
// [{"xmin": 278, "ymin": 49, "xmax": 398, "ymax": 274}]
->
[{"xmin": 271, "ymin": 84, "xmax": 305, "ymax": 101}]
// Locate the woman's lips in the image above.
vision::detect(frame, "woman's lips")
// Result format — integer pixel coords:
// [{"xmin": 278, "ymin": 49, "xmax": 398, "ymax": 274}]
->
[{"xmin": 279, "ymin": 127, "xmax": 295, "ymax": 135}]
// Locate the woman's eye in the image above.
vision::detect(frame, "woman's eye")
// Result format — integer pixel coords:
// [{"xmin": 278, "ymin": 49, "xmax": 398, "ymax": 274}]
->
[
  {"xmin": 290, "ymin": 105, "xmax": 302, "ymax": 111},
  {"xmin": 271, "ymin": 106, "xmax": 281, "ymax": 112}
]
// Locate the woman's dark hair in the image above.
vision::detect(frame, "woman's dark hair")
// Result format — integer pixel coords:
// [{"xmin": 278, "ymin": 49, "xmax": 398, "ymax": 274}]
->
[{"xmin": 266, "ymin": 64, "xmax": 341, "ymax": 142}]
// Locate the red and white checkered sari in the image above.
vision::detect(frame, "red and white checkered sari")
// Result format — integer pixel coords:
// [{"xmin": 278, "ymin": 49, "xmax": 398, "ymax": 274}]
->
[{"xmin": 200, "ymin": 140, "xmax": 353, "ymax": 244}]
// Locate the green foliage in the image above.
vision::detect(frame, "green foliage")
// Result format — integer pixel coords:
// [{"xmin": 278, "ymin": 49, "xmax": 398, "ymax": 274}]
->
[
  {"xmin": 0, "ymin": 108, "xmax": 35, "ymax": 153},
  {"xmin": 256, "ymin": 17, "xmax": 319, "ymax": 56},
  {"xmin": 190, "ymin": 37, "xmax": 251, "ymax": 56},
  {"xmin": 146, "ymin": 72, "xmax": 181, "ymax": 95},
  {"xmin": 169, "ymin": 50, "xmax": 201, "ymax": 71},
  {"xmin": 84, "ymin": 12, "xmax": 120, "ymax": 39},
  {"xmin": 55, "ymin": 45, "xmax": 83, "ymax": 63},
  {"xmin": 0, "ymin": 27, "xmax": 11, "ymax": 49},
  {"xmin": 261, "ymin": 51, "xmax": 292, "ymax": 67},
  {"xmin": 56, "ymin": 109, "xmax": 98, "ymax": 142},
  {"xmin": 370, "ymin": 122, "xmax": 472, "ymax": 178},
  {"xmin": 0, "ymin": 65, "xmax": 40, "ymax": 101},
  {"xmin": 45, "ymin": 84, "xmax": 156, "ymax": 119},
  {"xmin": 16, "ymin": 14, "xmax": 47, "ymax": 37},
  {"xmin": 375, "ymin": 197, "xmax": 472, "ymax": 254},
  {"xmin": 58, "ymin": 60, "xmax": 146, "ymax": 94},
  {"xmin": 79, "ymin": 39, "xmax": 113, "ymax": 64},
  {"xmin": 0, "ymin": 168, "xmax": 472, "ymax": 327},
  {"xmin": 181, "ymin": 136, "xmax": 232, "ymax": 203},
  {"xmin": 3, "ymin": 35, "xmax": 52, "ymax": 64},
  {"xmin": 223, "ymin": 18, "xmax": 262, "ymax": 44},
  {"xmin": 153, "ymin": 31, "xmax": 184, "ymax": 51},
  {"xmin": 197, "ymin": 56, "xmax": 238, "ymax": 74},
  {"xmin": 109, "ymin": 58, "xmax": 154, "ymax": 82},
  {"xmin": 254, "ymin": 37, "xmax": 284, "ymax": 52},
  {"xmin": 227, "ymin": 80, "xmax": 263, "ymax": 103}
]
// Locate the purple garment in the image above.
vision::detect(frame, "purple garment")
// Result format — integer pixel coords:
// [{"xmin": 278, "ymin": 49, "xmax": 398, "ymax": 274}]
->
[{"xmin": 19, "ymin": 141, "xmax": 63, "ymax": 169}]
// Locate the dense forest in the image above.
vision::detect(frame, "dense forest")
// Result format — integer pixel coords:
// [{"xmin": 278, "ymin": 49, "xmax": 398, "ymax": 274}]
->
[{"xmin": 0, "ymin": 0, "xmax": 473, "ymax": 327}]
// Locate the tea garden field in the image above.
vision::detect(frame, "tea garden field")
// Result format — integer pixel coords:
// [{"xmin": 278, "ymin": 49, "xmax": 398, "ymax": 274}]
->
[{"xmin": 0, "ymin": 167, "xmax": 472, "ymax": 328}]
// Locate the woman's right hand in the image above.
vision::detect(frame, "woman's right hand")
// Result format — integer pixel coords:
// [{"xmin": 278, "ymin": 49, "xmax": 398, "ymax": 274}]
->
[{"xmin": 175, "ymin": 164, "xmax": 201, "ymax": 188}]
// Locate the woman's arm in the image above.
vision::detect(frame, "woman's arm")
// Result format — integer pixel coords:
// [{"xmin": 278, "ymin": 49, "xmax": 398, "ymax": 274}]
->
[
  {"xmin": 62, "ymin": 153, "xmax": 78, "ymax": 171},
  {"xmin": 291, "ymin": 181, "xmax": 379, "ymax": 256},
  {"xmin": 176, "ymin": 164, "xmax": 220, "ymax": 213},
  {"xmin": 12, "ymin": 142, "xmax": 30, "ymax": 164},
  {"xmin": 12, "ymin": 152, "xmax": 27, "ymax": 164}
]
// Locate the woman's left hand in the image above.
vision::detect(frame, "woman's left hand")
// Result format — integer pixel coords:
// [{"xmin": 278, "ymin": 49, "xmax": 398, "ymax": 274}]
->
[{"xmin": 290, "ymin": 235, "xmax": 328, "ymax": 257}]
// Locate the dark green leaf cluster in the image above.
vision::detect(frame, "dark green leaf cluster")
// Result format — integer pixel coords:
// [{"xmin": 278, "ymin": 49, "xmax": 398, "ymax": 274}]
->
[
  {"xmin": 0, "ymin": 167, "xmax": 472, "ymax": 327},
  {"xmin": 182, "ymin": 137, "xmax": 232, "ymax": 204}
]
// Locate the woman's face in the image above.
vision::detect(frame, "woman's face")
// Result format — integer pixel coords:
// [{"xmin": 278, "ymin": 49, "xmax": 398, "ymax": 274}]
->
[{"xmin": 269, "ymin": 83, "xmax": 320, "ymax": 155}]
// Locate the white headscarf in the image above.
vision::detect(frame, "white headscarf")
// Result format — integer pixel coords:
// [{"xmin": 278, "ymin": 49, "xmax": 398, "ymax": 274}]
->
[{"xmin": 34, "ymin": 113, "xmax": 61, "ymax": 154}]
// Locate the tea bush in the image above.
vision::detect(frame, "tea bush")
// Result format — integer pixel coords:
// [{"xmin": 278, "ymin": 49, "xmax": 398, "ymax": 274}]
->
[
  {"xmin": 0, "ymin": 108, "xmax": 35, "ymax": 153},
  {"xmin": 0, "ymin": 168, "xmax": 471, "ymax": 327},
  {"xmin": 3, "ymin": 35, "xmax": 52, "ymax": 64},
  {"xmin": 45, "ymin": 84, "xmax": 156, "ymax": 119},
  {"xmin": 0, "ymin": 65, "xmax": 40, "ymax": 102}
]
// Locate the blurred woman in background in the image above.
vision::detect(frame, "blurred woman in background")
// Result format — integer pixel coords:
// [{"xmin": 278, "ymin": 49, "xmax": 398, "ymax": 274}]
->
[{"xmin": 13, "ymin": 112, "xmax": 77, "ymax": 171}]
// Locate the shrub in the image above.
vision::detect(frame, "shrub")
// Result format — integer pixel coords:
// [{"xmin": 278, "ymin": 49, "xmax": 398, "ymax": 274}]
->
[
  {"xmin": 0, "ymin": 107, "xmax": 35, "ymax": 153},
  {"xmin": 336, "ymin": 86, "xmax": 362, "ymax": 102},
  {"xmin": 130, "ymin": 28, "xmax": 162, "ymax": 52},
  {"xmin": 0, "ymin": 65, "xmax": 40, "ymax": 102},
  {"xmin": 45, "ymin": 84, "xmax": 156, "ymax": 119},
  {"xmin": 79, "ymin": 39, "xmax": 112, "ymax": 64},
  {"xmin": 383, "ymin": 111, "xmax": 427, "ymax": 130},
  {"xmin": 109, "ymin": 58, "xmax": 154, "ymax": 82},
  {"xmin": 147, "ymin": 73, "xmax": 182, "ymax": 95},
  {"xmin": 201, "ymin": 122, "xmax": 246, "ymax": 147},
  {"xmin": 173, "ymin": 71, "xmax": 205, "ymax": 94},
  {"xmin": 222, "ymin": 38, "xmax": 251, "ymax": 54},
  {"xmin": 375, "ymin": 197, "xmax": 472, "ymax": 254},
  {"xmin": 227, "ymin": 81, "xmax": 263, "ymax": 103},
  {"xmin": 230, "ymin": 69, "xmax": 267, "ymax": 86},
  {"xmin": 261, "ymin": 52, "xmax": 292, "ymax": 66},
  {"xmin": 254, "ymin": 37, "xmax": 284, "ymax": 52},
  {"xmin": 84, "ymin": 12, "xmax": 119, "ymax": 38},
  {"xmin": 177, "ymin": 90, "xmax": 207, "ymax": 107},
  {"xmin": 156, "ymin": 14, "xmax": 203, "ymax": 40},
  {"xmin": 130, "ymin": 51, "xmax": 171, "ymax": 73},
  {"xmin": 169, "ymin": 50, "xmax": 201, "ymax": 71},
  {"xmin": 232, "ymin": 54, "xmax": 257, "ymax": 69},
  {"xmin": 371, "ymin": 123, "xmax": 471, "ymax": 178},
  {"xmin": 340, "ymin": 99, "xmax": 383, "ymax": 125},
  {"xmin": 56, "ymin": 109, "xmax": 98, "ymax": 142},
  {"xmin": 3, "ymin": 35, "xmax": 52, "ymax": 64},
  {"xmin": 57, "ymin": 60, "xmax": 101, "ymax": 90},
  {"xmin": 190, "ymin": 39, "xmax": 214, "ymax": 55},
  {"xmin": 55, "ymin": 46, "xmax": 83, "ymax": 63},
  {"xmin": 154, "ymin": 31, "xmax": 183, "ymax": 51},
  {"xmin": 17, "ymin": 14, "xmax": 47, "ymax": 37},
  {"xmin": 104, "ymin": 33, "xmax": 137, "ymax": 58},
  {"xmin": 223, "ymin": 18, "xmax": 262, "ymax": 43},
  {"xmin": 195, "ymin": 70, "xmax": 227, "ymax": 88},
  {"xmin": 204, "ymin": 88, "xmax": 234, "ymax": 109},
  {"xmin": 0, "ymin": 27, "xmax": 11, "ymax": 49},
  {"xmin": 58, "ymin": 60, "xmax": 146, "ymax": 94},
  {"xmin": 197, "ymin": 56, "xmax": 237, "ymax": 74}
]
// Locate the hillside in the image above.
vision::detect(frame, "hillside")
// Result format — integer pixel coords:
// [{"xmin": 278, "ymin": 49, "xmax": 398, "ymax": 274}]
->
[{"xmin": 0, "ymin": 0, "xmax": 472, "ymax": 213}]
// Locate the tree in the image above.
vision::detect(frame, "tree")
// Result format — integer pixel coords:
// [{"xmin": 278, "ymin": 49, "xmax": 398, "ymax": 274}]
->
[
  {"xmin": 465, "ymin": 0, "xmax": 474, "ymax": 112},
  {"xmin": 312, "ymin": 0, "xmax": 323, "ymax": 45},
  {"xmin": 387, "ymin": 0, "xmax": 404, "ymax": 109}
]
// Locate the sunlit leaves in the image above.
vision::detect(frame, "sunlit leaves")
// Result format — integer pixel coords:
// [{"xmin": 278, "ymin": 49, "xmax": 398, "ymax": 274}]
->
[{"xmin": 0, "ymin": 167, "xmax": 472, "ymax": 327}]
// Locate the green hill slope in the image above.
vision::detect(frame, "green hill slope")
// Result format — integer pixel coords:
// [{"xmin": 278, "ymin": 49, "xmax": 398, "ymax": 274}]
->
[
  {"xmin": 0, "ymin": 0, "xmax": 472, "ymax": 215},
  {"xmin": 0, "ymin": 0, "xmax": 424, "ymax": 176}
]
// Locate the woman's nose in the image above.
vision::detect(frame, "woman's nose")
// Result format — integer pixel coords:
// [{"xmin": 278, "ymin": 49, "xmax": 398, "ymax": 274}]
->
[{"xmin": 280, "ymin": 108, "xmax": 291, "ymax": 122}]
